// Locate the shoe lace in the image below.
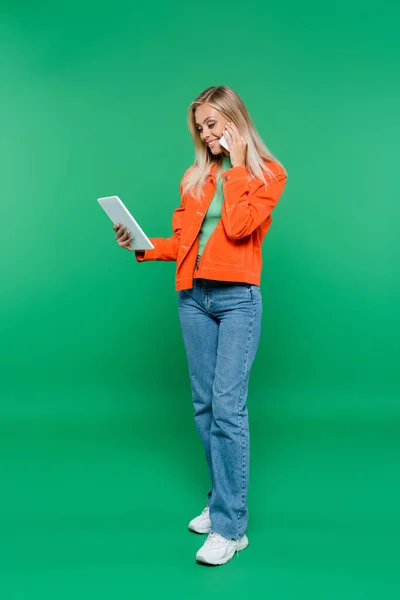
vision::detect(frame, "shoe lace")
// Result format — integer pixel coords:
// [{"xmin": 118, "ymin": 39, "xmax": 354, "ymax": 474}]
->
[
  {"xmin": 205, "ymin": 532, "xmax": 228, "ymax": 549},
  {"xmin": 205, "ymin": 532, "xmax": 243, "ymax": 557}
]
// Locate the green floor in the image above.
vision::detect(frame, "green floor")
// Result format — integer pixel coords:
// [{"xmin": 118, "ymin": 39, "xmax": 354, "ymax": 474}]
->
[
  {"xmin": 1, "ymin": 0, "xmax": 399, "ymax": 597},
  {"xmin": 1, "ymin": 382, "xmax": 398, "ymax": 600}
]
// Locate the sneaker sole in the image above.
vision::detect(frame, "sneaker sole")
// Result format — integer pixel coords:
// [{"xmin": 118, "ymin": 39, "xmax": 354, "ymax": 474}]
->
[{"xmin": 196, "ymin": 535, "xmax": 249, "ymax": 566}]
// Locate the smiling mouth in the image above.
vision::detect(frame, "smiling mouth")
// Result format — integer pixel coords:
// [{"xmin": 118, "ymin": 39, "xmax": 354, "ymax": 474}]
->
[{"xmin": 208, "ymin": 140, "xmax": 218, "ymax": 146}]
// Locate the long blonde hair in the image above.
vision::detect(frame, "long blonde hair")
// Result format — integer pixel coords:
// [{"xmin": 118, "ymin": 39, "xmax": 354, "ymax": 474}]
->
[{"xmin": 182, "ymin": 85, "xmax": 285, "ymax": 198}]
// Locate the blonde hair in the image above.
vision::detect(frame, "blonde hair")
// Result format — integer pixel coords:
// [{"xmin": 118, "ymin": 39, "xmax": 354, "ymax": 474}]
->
[{"xmin": 182, "ymin": 85, "xmax": 285, "ymax": 198}]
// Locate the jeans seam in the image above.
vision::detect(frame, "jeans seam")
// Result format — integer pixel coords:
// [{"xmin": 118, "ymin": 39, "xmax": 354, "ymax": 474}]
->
[{"xmin": 236, "ymin": 298, "xmax": 255, "ymax": 539}]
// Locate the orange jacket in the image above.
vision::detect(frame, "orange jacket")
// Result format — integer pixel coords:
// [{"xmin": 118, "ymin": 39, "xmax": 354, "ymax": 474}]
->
[{"xmin": 136, "ymin": 160, "xmax": 287, "ymax": 291}]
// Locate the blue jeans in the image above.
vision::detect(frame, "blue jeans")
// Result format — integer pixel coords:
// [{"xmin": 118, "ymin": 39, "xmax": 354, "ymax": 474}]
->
[{"xmin": 177, "ymin": 261, "xmax": 262, "ymax": 540}]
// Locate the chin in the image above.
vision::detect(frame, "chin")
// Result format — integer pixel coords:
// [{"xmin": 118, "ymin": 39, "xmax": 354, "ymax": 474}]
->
[{"xmin": 210, "ymin": 144, "xmax": 221, "ymax": 154}]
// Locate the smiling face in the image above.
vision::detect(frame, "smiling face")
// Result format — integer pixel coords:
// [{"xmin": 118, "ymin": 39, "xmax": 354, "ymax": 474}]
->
[{"xmin": 194, "ymin": 103, "xmax": 229, "ymax": 156}]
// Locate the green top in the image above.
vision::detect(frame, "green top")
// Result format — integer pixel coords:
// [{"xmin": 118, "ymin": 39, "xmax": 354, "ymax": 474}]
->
[{"xmin": 198, "ymin": 155, "xmax": 232, "ymax": 256}]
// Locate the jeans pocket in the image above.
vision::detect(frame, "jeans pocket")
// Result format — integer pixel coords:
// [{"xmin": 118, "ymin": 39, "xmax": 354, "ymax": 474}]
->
[{"xmin": 247, "ymin": 284, "xmax": 262, "ymax": 304}]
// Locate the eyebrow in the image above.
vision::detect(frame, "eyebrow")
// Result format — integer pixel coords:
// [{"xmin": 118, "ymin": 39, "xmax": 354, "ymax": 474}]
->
[{"xmin": 195, "ymin": 116, "xmax": 214, "ymax": 127}]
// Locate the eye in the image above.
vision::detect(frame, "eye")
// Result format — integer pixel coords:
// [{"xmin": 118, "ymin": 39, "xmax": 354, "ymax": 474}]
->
[{"xmin": 196, "ymin": 122, "xmax": 216, "ymax": 132}]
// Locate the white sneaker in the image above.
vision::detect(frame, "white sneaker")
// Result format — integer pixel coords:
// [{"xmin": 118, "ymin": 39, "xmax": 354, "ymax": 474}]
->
[
  {"xmin": 188, "ymin": 506, "xmax": 211, "ymax": 534},
  {"xmin": 196, "ymin": 532, "xmax": 249, "ymax": 565}
]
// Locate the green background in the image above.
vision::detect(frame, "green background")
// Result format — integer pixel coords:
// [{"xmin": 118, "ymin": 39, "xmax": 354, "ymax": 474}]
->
[{"xmin": 1, "ymin": 1, "xmax": 399, "ymax": 598}]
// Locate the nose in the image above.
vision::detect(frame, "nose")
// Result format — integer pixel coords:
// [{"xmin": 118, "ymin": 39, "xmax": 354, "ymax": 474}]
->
[{"xmin": 201, "ymin": 127, "xmax": 212, "ymax": 143}]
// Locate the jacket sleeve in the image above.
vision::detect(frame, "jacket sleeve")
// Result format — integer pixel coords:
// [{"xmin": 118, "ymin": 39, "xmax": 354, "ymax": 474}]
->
[
  {"xmin": 221, "ymin": 163, "xmax": 287, "ymax": 240},
  {"xmin": 135, "ymin": 175, "xmax": 188, "ymax": 263}
]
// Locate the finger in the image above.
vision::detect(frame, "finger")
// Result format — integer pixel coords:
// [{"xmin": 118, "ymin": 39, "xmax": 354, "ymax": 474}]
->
[
  {"xmin": 224, "ymin": 124, "xmax": 234, "ymax": 141},
  {"xmin": 232, "ymin": 125, "xmax": 241, "ymax": 145},
  {"xmin": 122, "ymin": 238, "xmax": 133, "ymax": 250},
  {"xmin": 115, "ymin": 222, "xmax": 126, "ymax": 234},
  {"xmin": 226, "ymin": 122, "xmax": 239, "ymax": 144},
  {"xmin": 120, "ymin": 236, "xmax": 134, "ymax": 247},
  {"xmin": 113, "ymin": 223, "xmax": 120, "ymax": 231},
  {"xmin": 227, "ymin": 121, "xmax": 239, "ymax": 134},
  {"xmin": 121, "ymin": 242, "xmax": 133, "ymax": 251},
  {"xmin": 225, "ymin": 129, "xmax": 233, "ymax": 142},
  {"xmin": 116, "ymin": 226, "xmax": 129, "ymax": 241},
  {"xmin": 228, "ymin": 122, "xmax": 246, "ymax": 149}
]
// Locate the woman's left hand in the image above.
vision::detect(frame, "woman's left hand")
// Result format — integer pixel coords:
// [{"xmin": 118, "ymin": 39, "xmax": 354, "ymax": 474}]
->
[{"xmin": 224, "ymin": 122, "xmax": 247, "ymax": 168}]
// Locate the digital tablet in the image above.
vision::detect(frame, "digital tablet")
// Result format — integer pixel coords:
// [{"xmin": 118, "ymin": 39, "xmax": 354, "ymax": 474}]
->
[{"xmin": 97, "ymin": 195, "xmax": 154, "ymax": 251}]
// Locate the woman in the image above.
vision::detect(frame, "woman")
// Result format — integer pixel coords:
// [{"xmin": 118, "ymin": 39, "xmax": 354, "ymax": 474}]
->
[{"xmin": 113, "ymin": 86, "xmax": 287, "ymax": 566}]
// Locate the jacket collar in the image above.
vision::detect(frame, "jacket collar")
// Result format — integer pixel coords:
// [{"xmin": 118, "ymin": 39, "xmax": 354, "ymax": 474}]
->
[{"xmin": 206, "ymin": 161, "xmax": 219, "ymax": 184}]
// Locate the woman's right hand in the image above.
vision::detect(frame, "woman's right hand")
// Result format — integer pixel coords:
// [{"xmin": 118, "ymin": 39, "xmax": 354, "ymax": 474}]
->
[{"xmin": 113, "ymin": 223, "xmax": 134, "ymax": 251}]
